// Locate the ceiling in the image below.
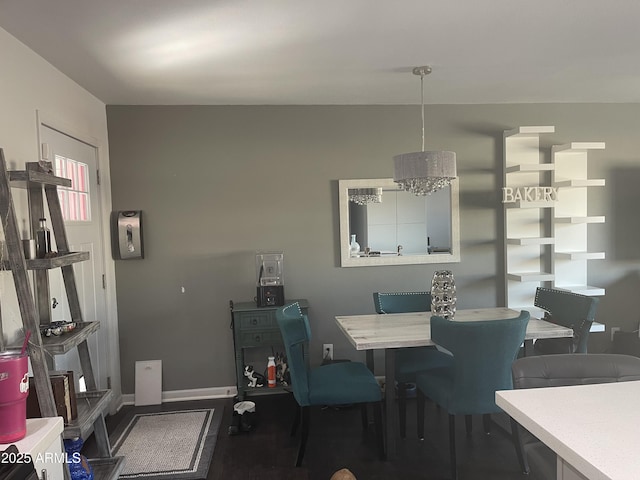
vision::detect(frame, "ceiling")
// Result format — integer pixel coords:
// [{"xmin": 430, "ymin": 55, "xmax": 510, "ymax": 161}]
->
[{"xmin": 2, "ymin": 0, "xmax": 640, "ymax": 105}]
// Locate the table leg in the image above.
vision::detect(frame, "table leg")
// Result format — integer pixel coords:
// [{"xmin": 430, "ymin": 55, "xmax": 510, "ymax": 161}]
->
[
  {"xmin": 366, "ymin": 350, "xmax": 374, "ymax": 372},
  {"xmin": 524, "ymin": 339, "xmax": 534, "ymax": 357},
  {"xmin": 384, "ymin": 348, "xmax": 397, "ymax": 460}
]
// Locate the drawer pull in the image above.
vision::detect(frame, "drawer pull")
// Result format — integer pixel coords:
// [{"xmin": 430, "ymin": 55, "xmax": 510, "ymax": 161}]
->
[
  {"xmin": 254, "ymin": 334, "xmax": 262, "ymax": 342},
  {"xmin": 251, "ymin": 318, "xmax": 258, "ymax": 325}
]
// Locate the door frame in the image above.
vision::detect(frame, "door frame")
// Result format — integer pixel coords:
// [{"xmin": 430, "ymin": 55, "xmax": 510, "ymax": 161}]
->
[{"xmin": 36, "ymin": 109, "xmax": 122, "ymax": 411}]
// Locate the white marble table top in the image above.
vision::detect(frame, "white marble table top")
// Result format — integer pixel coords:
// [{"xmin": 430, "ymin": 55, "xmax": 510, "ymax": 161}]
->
[
  {"xmin": 335, "ymin": 307, "xmax": 573, "ymax": 351},
  {"xmin": 496, "ymin": 380, "xmax": 640, "ymax": 480}
]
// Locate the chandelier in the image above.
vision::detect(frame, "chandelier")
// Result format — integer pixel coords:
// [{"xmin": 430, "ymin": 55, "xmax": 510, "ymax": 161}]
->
[
  {"xmin": 349, "ymin": 188, "xmax": 382, "ymax": 206},
  {"xmin": 393, "ymin": 66, "xmax": 456, "ymax": 195}
]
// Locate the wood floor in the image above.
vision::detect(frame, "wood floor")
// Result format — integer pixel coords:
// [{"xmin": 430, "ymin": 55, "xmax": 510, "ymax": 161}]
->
[{"xmin": 96, "ymin": 393, "xmax": 534, "ymax": 480}]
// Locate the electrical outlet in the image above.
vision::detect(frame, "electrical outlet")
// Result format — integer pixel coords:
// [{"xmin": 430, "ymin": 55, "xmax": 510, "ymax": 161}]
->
[
  {"xmin": 611, "ymin": 327, "xmax": 621, "ymax": 342},
  {"xmin": 323, "ymin": 343, "xmax": 334, "ymax": 361}
]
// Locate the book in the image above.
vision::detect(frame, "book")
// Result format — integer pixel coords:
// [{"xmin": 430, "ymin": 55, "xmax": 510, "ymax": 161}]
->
[
  {"xmin": 49, "ymin": 370, "xmax": 78, "ymax": 420},
  {"xmin": 26, "ymin": 371, "xmax": 78, "ymax": 423}
]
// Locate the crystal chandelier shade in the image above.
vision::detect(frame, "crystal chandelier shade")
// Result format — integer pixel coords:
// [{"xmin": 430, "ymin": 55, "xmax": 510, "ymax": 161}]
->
[
  {"xmin": 393, "ymin": 151, "xmax": 456, "ymax": 195},
  {"xmin": 393, "ymin": 66, "xmax": 457, "ymax": 195},
  {"xmin": 348, "ymin": 187, "xmax": 383, "ymax": 205}
]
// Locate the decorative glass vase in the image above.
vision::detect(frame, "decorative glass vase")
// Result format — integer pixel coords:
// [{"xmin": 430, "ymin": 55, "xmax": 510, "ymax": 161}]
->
[
  {"xmin": 431, "ymin": 270, "xmax": 456, "ymax": 319},
  {"xmin": 349, "ymin": 234, "xmax": 360, "ymax": 257},
  {"xmin": 64, "ymin": 437, "xmax": 94, "ymax": 480}
]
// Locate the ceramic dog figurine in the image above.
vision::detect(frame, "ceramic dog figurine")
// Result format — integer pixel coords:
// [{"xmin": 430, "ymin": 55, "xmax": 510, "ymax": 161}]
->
[
  {"xmin": 244, "ymin": 365, "xmax": 264, "ymax": 387},
  {"xmin": 275, "ymin": 353, "xmax": 289, "ymax": 386}
]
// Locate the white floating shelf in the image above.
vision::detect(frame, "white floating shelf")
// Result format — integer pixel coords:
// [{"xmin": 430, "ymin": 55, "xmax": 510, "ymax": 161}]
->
[
  {"xmin": 555, "ymin": 179, "xmax": 605, "ymax": 188},
  {"xmin": 507, "ymin": 237, "xmax": 555, "ymax": 246},
  {"xmin": 552, "ymin": 142, "xmax": 606, "ymax": 153},
  {"xmin": 505, "ymin": 126, "xmax": 555, "ymax": 137},
  {"xmin": 555, "ymin": 251, "xmax": 605, "ymax": 260},
  {"xmin": 507, "ymin": 272, "xmax": 555, "ymax": 282},
  {"xmin": 555, "ymin": 216, "xmax": 605, "ymax": 224},
  {"xmin": 554, "ymin": 285, "xmax": 606, "ymax": 297},
  {"xmin": 506, "ymin": 164, "xmax": 555, "ymax": 173},
  {"xmin": 506, "ymin": 201, "xmax": 555, "ymax": 209}
]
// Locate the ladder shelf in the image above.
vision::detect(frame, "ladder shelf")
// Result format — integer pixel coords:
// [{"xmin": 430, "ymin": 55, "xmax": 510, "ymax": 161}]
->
[{"xmin": 0, "ymin": 151, "xmax": 123, "ymax": 480}]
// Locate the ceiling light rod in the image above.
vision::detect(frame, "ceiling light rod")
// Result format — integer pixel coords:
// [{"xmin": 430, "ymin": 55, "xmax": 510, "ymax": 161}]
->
[
  {"xmin": 392, "ymin": 65, "xmax": 456, "ymax": 196},
  {"xmin": 413, "ymin": 65, "xmax": 432, "ymax": 152}
]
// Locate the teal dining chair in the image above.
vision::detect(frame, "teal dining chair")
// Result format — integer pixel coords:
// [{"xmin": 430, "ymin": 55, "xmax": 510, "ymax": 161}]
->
[
  {"xmin": 533, "ymin": 287, "xmax": 599, "ymax": 354},
  {"xmin": 275, "ymin": 302, "xmax": 384, "ymax": 466},
  {"xmin": 373, "ymin": 291, "xmax": 453, "ymax": 438},
  {"xmin": 416, "ymin": 311, "xmax": 530, "ymax": 480}
]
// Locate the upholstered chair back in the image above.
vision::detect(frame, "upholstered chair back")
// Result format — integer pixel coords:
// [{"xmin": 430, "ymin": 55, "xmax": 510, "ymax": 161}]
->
[{"xmin": 373, "ymin": 291, "xmax": 432, "ymax": 314}]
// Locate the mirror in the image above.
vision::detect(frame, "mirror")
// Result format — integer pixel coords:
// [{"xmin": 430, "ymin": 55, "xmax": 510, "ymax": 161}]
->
[{"xmin": 338, "ymin": 178, "xmax": 460, "ymax": 267}]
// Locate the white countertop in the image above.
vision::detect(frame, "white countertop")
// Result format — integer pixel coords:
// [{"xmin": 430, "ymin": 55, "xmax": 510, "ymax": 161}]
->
[
  {"xmin": 496, "ymin": 380, "xmax": 640, "ymax": 480},
  {"xmin": 0, "ymin": 417, "xmax": 63, "ymax": 454}
]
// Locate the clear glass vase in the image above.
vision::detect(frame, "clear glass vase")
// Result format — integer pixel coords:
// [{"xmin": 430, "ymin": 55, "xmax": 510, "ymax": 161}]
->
[
  {"xmin": 349, "ymin": 234, "xmax": 360, "ymax": 257},
  {"xmin": 431, "ymin": 270, "xmax": 456, "ymax": 319}
]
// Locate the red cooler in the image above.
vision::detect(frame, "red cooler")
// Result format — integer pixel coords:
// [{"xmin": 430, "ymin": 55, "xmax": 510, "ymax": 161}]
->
[{"xmin": 0, "ymin": 351, "xmax": 29, "ymax": 443}]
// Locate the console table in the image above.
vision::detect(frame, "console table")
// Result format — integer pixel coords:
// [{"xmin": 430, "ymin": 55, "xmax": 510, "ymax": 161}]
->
[{"xmin": 230, "ymin": 299, "xmax": 309, "ymax": 399}]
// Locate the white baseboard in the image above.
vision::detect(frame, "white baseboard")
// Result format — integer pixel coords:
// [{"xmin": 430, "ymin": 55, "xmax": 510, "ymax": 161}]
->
[{"xmin": 120, "ymin": 385, "xmax": 238, "ymax": 406}]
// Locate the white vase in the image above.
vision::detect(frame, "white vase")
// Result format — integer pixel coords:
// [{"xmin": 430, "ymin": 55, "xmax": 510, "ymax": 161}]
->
[
  {"xmin": 349, "ymin": 234, "xmax": 360, "ymax": 257},
  {"xmin": 431, "ymin": 270, "xmax": 456, "ymax": 319}
]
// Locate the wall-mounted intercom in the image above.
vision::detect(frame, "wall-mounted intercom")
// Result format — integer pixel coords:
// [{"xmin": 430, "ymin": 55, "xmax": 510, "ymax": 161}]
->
[{"xmin": 112, "ymin": 210, "xmax": 144, "ymax": 260}]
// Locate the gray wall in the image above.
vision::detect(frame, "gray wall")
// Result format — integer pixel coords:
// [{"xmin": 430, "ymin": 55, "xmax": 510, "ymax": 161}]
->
[{"xmin": 107, "ymin": 104, "xmax": 640, "ymax": 394}]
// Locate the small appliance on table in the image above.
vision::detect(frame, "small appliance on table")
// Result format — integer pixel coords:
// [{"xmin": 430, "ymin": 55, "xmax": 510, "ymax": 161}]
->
[{"xmin": 256, "ymin": 251, "xmax": 285, "ymax": 307}]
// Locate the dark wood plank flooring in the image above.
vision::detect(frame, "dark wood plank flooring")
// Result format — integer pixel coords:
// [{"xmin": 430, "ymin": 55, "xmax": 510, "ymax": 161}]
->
[{"xmin": 93, "ymin": 394, "xmax": 533, "ymax": 480}]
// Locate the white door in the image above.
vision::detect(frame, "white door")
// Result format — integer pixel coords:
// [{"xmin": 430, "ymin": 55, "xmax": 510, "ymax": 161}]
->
[{"xmin": 40, "ymin": 125, "xmax": 108, "ymax": 390}]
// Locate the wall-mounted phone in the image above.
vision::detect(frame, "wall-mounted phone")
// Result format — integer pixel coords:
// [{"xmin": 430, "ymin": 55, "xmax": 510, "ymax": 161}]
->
[{"xmin": 112, "ymin": 211, "xmax": 144, "ymax": 260}]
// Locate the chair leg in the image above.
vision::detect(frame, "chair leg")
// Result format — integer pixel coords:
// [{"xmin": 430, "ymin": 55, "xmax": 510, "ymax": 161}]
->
[
  {"xmin": 449, "ymin": 414, "xmax": 458, "ymax": 480},
  {"xmin": 373, "ymin": 401, "xmax": 385, "ymax": 460},
  {"xmin": 417, "ymin": 389, "xmax": 426, "ymax": 440},
  {"xmin": 295, "ymin": 406, "xmax": 310, "ymax": 467},
  {"xmin": 465, "ymin": 415, "xmax": 472, "ymax": 435},
  {"xmin": 360, "ymin": 404, "xmax": 368, "ymax": 431},
  {"xmin": 510, "ymin": 417, "xmax": 530, "ymax": 474},
  {"xmin": 290, "ymin": 405, "xmax": 301, "ymax": 437},
  {"xmin": 398, "ymin": 381, "xmax": 407, "ymax": 438},
  {"xmin": 482, "ymin": 413, "xmax": 492, "ymax": 434}
]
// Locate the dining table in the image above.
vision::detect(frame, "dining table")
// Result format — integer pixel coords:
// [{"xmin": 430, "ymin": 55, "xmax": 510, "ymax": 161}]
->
[{"xmin": 334, "ymin": 307, "xmax": 574, "ymax": 459}]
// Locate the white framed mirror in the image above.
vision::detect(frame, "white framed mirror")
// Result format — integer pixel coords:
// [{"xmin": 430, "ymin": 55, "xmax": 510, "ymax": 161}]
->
[{"xmin": 338, "ymin": 178, "xmax": 460, "ymax": 267}]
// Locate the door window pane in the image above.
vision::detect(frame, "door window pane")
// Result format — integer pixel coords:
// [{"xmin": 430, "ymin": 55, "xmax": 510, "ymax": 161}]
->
[{"xmin": 54, "ymin": 155, "xmax": 91, "ymax": 222}]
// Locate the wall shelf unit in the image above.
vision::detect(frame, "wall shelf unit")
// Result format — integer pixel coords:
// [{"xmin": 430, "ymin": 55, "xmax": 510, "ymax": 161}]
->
[
  {"xmin": 552, "ymin": 141, "xmax": 606, "ymax": 296},
  {"xmin": 0, "ymin": 151, "xmax": 124, "ymax": 480},
  {"xmin": 503, "ymin": 127, "xmax": 606, "ymax": 310},
  {"xmin": 503, "ymin": 126, "xmax": 556, "ymax": 309}
]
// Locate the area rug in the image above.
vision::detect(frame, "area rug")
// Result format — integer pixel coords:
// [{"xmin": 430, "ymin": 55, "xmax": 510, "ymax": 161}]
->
[{"xmin": 111, "ymin": 408, "xmax": 221, "ymax": 479}]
